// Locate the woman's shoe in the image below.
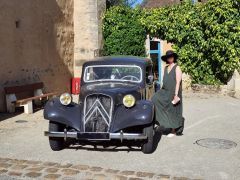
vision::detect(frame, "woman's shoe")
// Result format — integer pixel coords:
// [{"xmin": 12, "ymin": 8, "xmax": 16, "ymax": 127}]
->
[{"xmin": 166, "ymin": 133, "xmax": 176, "ymax": 138}]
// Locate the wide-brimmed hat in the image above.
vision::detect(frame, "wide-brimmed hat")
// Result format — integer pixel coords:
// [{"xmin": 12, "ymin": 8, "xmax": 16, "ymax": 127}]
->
[{"xmin": 161, "ymin": 50, "xmax": 178, "ymax": 62}]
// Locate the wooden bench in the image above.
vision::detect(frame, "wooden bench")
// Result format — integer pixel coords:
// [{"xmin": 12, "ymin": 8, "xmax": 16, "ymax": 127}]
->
[{"xmin": 4, "ymin": 82, "xmax": 57, "ymax": 114}]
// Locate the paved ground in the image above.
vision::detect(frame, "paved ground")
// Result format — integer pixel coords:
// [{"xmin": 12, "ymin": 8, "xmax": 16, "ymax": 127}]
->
[{"xmin": 0, "ymin": 93, "xmax": 239, "ymax": 180}]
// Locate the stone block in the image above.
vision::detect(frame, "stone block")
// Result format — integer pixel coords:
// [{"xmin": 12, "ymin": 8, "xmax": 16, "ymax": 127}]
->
[
  {"xmin": 45, "ymin": 167, "xmax": 59, "ymax": 173},
  {"xmin": 27, "ymin": 166, "xmax": 45, "ymax": 171},
  {"xmin": 11, "ymin": 164, "xmax": 28, "ymax": 170},
  {"xmin": 24, "ymin": 171, "xmax": 42, "ymax": 178},
  {"xmin": 61, "ymin": 168, "xmax": 79, "ymax": 175},
  {"xmin": 93, "ymin": 173, "xmax": 107, "ymax": 180},
  {"xmin": 234, "ymin": 79, "xmax": 240, "ymax": 90},
  {"xmin": 129, "ymin": 178, "xmax": 143, "ymax": 180},
  {"xmin": 114, "ymin": 175, "xmax": 128, "ymax": 180},
  {"xmin": 154, "ymin": 174, "xmax": 170, "ymax": 180},
  {"xmin": 44, "ymin": 173, "xmax": 61, "ymax": 179},
  {"xmin": 43, "ymin": 162, "xmax": 58, "ymax": 166},
  {"xmin": 89, "ymin": 166, "xmax": 103, "ymax": 172},
  {"xmin": 227, "ymin": 77, "xmax": 235, "ymax": 91},
  {"xmin": 25, "ymin": 160, "xmax": 42, "ymax": 165},
  {"xmin": 55, "ymin": 163, "xmax": 72, "ymax": 168},
  {"xmin": 227, "ymin": 70, "xmax": 240, "ymax": 98},
  {"xmin": 182, "ymin": 73, "xmax": 192, "ymax": 91},
  {"xmin": 172, "ymin": 177, "xmax": 190, "ymax": 180},
  {"xmin": 8, "ymin": 171, "xmax": 22, "ymax": 176},
  {"xmin": 0, "ymin": 163, "xmax": 12, "ymax": 168},
  {"xmin": 105, "ymin": 169, "xmax": 120, "ymax": 174},
  {"xmin": 234, "ymin": 90, "xmax": 240, "ymax": 98},
  {"xmin": 72, "ymin": 164, "xmax": 89, "ymax": 171},
  {"xmin": 120, "ymin": 170, "xmax": 135, "ymax": 176},
  {"xmin": 136, "ymin": 171, "xmax": 154, "ymax": 178},
  {"xmin": 0, "ymin": 169, "xmax": 8, "ymax": 174}
]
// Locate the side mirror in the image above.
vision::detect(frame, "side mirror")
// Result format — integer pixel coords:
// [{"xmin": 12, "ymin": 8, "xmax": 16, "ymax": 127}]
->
[{"xmin": 147, "ymin": 75, "xmax": 154, "ymax": 84}]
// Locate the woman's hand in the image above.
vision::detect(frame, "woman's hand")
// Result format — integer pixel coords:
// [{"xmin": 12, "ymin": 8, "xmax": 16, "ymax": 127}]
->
[{"xmin": 172, "ymin": 95, "xmax": 180, "ymax": 105}]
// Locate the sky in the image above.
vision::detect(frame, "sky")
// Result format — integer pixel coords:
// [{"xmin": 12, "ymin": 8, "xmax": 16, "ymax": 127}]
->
[{"xmin": 132, "ymin": 0, "xmax": 144, "ymax": 7}]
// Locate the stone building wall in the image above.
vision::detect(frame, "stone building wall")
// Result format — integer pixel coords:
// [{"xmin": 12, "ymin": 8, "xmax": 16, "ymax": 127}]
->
[
  {"xmin": 74, "ymin": 0, "xmax": 106, "ymax": 77},
  {"xmin": 0, "ymin": 0, "xmax": 74, "ymax": 112}
]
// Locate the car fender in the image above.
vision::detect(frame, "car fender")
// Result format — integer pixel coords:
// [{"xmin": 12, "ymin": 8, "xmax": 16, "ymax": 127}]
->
[
  {"xmin": 44, "ymin": 97, "xmax": 82, "ymax": 131},
  {"xmin": 110, "ymin": 100, "xmax": 154, "ymax": 132}
]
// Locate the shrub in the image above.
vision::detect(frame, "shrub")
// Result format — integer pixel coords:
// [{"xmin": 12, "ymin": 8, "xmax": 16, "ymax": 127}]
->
[
  {"xmin": 103, "ymin": 6, "xmax": 146, "ymax": 57},
  {"xmin": 103, "ymin": 0, "xmax": 240, "ymax": 84},
  {"xmin": 141, "ymin": 0, "xmax": 240, "ymax": 84}
]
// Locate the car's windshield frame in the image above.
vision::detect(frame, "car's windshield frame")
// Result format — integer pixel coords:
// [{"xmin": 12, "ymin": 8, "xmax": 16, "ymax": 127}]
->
[{"xmin": 83, "ymin": 65, "xmax": 143, "ymax": 83}]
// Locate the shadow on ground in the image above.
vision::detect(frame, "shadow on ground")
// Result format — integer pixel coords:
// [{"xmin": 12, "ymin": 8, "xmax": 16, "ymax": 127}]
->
[
  {"xmin": 0, "ymin": 111, "xmax": 22, "ymax": 122},
  {"xmin": 0, "ymin": 105, "xmax": 45, "ymax": 122}
]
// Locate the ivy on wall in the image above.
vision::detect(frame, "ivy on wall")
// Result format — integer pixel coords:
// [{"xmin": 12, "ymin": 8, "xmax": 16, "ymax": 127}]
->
[{"xmin": 103, "ymin": 0, "xmax": 240, "ymax": 84}]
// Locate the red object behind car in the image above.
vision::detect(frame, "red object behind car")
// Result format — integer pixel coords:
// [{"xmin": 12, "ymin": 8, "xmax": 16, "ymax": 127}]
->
[{"xmin": 72, "ymin": 77, "xmax": 81, "ymax": 94}]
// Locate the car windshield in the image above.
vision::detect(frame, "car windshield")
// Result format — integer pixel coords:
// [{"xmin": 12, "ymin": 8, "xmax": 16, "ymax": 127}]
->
[{"xmin": 84, "ymin": 65, "xmax": 142, "ymax": 83}]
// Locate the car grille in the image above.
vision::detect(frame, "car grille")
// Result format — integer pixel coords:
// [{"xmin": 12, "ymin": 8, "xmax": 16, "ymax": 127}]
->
[{"xmin": 83, "ymin": 94, "xmax": 113, "ymax": 132}]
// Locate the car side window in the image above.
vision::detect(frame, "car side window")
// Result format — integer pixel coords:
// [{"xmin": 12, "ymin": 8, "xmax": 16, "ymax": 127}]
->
[{"xmin": 146, "ymin": 65, "xmax": 153, "ymax": 85}]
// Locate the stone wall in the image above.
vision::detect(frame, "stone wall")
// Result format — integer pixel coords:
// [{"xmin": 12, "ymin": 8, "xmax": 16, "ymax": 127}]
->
[
  {"xmin": 73, "ymin": 0, "xmax": 106, "ymax": 77},
  {"xmin": 0, "ymin": 0, "xmax": 74, "ymax": 112},
  {"xmin": 190, "ymin": 70, "xmax": 240, "ymax": 98},
  {"xmin": 227, "ymin": 70, "xmax": 240, "ymax": 98}
]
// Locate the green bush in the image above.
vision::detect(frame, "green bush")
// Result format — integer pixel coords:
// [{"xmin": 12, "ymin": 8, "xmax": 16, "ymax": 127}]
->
[
  {"xmin": 103, "ymin": 6, "xmax": 146, "ymax": 57},
  {"xmin": 142, "ymin": 0, "xmax": 240, "ymax": 84},
  {"xmin": 103, "ymin": 0, "xmax": 240, "ymax": 84}
]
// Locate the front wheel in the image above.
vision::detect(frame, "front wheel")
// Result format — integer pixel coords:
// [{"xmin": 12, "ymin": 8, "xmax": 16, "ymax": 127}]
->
[
  {"xmin": 49, "ymin": 121, "xmax": 65, "ymax": 151},
  {"xmin": 142, "ymin": 124, "xmax": 154, "ymax": 154}
]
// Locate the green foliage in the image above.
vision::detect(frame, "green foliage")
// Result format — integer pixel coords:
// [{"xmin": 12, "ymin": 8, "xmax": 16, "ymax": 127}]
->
[
  {"xmin": 103, "ymin": 6, "xmax": 146, "ymax": 57},
  {"xmin": 141, "ymin": 0, "xmax": 240, "ymax": 84},
  {"xmin": 103, "ymin": 0, "xmax": 240, "ymax": 84}
]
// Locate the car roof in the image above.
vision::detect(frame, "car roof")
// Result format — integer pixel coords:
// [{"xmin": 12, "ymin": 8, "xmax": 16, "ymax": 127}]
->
[{"xmin": 83, "ymin": 56, "xmax": 152, "ymax": 67}]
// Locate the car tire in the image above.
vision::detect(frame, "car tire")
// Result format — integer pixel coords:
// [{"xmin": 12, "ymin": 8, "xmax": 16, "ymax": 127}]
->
[
  {"xmin": 49, "ymin": 121, "xmax": 65, "ymax": 151},
  {"xmin": 142, "ymin": 124, "xmax": 154, "ymax": 154}
]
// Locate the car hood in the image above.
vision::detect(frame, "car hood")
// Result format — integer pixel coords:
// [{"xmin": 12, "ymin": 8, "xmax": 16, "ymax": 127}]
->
[{"xmin": 80, "ymin": 82, "xmax": 142, "ymax": 105}]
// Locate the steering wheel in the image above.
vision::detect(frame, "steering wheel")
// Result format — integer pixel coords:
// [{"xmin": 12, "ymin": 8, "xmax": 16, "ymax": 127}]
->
[{"xmin": 121, "ymin": 75, "xmax": 139, "ymax": 81}]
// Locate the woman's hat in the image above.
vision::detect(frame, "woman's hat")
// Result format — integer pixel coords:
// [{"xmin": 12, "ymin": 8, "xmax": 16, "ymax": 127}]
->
[{"xmin": 161, "ymin": 50, "xmax": 178, "ymax": 62}]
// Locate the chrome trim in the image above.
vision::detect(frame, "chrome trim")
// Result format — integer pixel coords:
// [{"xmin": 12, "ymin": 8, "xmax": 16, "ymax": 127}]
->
[
  {"xmin": 83, "ymin": 93, "xmax": 113, "ymax": 132},
  {"xmin": 110, "ymin": 132, "xmax": 147, "ymax": 140},
  {"xmin": 44, "ymin": 131, "xmax": 147, "ymax": 140},
  {"xmin": 45, "ymin": 131, "xmax": 78, "ymax": 138},
  {"xmin": 83, "ymin": 65, "xmax": 143, "ymax": 83}
]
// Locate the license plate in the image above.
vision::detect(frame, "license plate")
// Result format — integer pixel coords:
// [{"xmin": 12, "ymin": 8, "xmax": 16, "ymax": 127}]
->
[{"xmin": 77, "ymin": 132, "xmax": 110, "ymax": 140}]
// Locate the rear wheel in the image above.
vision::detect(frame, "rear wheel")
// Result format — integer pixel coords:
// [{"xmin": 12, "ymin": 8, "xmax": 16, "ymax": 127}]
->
[
  {"xmin": 142, "ymin": 124, "xmax": 154, "ymax": 154},
  {"xmin": 49, "ymin": 121, "xmax": 65, "ymax": 151}
]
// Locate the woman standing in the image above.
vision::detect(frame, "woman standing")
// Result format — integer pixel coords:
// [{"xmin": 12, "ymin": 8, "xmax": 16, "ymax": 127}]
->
[{"xmin": 152, "ymin": 50, "xmax": 184, "ymax": 137}]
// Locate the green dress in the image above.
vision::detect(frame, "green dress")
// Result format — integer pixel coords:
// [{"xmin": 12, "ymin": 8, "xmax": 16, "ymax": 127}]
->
[{"xmin": 152, "ymin": 64, "xmax": 183, "ymax": 131}]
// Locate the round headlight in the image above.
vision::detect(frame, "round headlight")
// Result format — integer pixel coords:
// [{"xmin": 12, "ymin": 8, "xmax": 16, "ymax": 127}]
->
[
  {"xmin": 123, "ymin": 94, "xmax": 135, "ymax": 108},
  {"xmin": 60, "ymin": 93, "xmax": 72, "ymax": 106}
]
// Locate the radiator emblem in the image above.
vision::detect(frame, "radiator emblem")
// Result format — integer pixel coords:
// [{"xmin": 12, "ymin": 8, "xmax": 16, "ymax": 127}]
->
[{"xmin": 84, "ymin": 95, "xmax": 112, "ymax": 132}]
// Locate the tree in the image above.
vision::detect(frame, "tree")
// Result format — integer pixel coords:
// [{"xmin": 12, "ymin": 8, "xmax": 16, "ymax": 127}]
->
[
  {"xmin": 103, "ymin": 6, "xmax": 146, "ymax": 56},
  {"xmin": 103, "ymin": 0, "xmax": 240, "ymax": 84}
]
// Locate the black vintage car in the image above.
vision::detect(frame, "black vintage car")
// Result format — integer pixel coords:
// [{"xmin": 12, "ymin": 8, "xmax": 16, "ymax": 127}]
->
[{"xmin": 44, "ymin": 56, "xmax": 158, "ymax": 154}]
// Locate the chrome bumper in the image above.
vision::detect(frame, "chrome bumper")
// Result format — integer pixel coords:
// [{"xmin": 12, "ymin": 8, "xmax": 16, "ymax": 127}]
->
[{"xmin": 44, "ymin": 131, "xmax": 147, "ymax": 141}]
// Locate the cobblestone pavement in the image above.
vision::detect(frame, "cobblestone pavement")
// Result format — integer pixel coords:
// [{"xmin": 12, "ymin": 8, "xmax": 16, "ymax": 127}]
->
[
  {"xmin": 0, "ymin": 157, "xmax": 199, "ymax": 180},
  {"xmin": 0, "ymin": 93, "xmax": 240, "ymax": 180}
]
